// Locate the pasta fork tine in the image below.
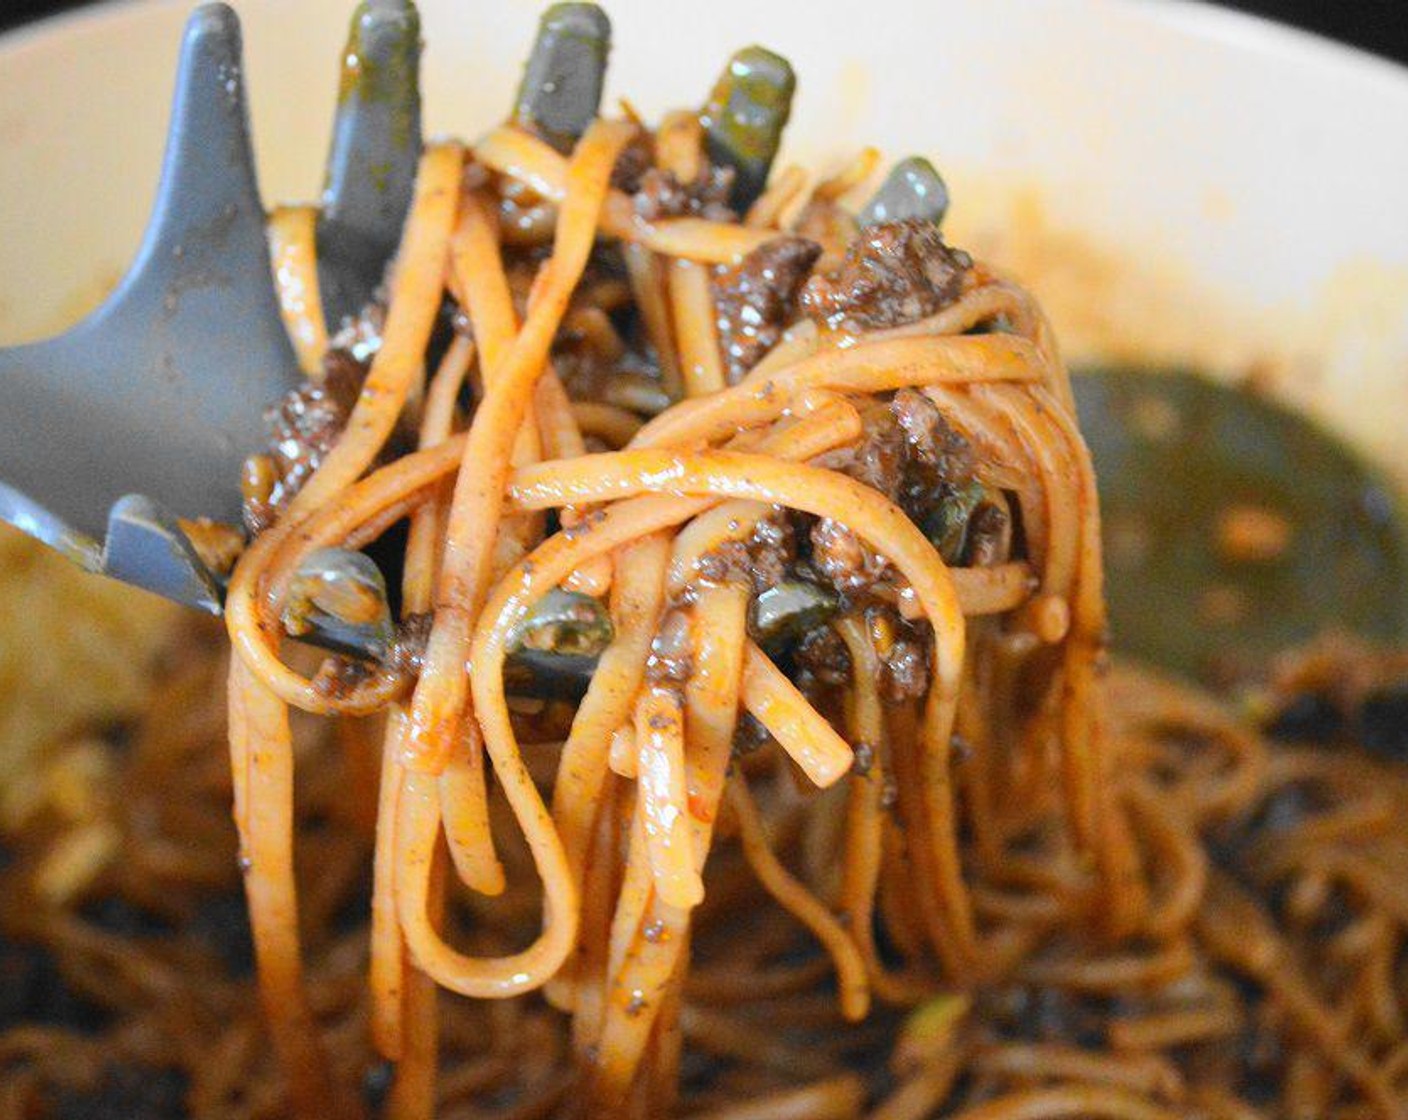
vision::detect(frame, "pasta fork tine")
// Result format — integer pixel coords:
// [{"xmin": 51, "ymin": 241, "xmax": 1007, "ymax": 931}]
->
[
  {"xmin": 317, "ymin": 0, "xmax": 423, "ymax": 329},
  {"xmin": 0, "ymin": 3, "xmax": 295, "ymax": 608},
  {"xmin": 860, "ymin": 156, "xmax": 950, "ymax": 228},
  {"xmin": 702, "ymin": 46, "xmax": 795, "ymax": 211},
  {"xmin": 0, "ymin": 2, "xmax": 427, "ymax": 613},
  {"xmin": 513, "ymin": 3, "xmax": 612, "ymax": 152}
]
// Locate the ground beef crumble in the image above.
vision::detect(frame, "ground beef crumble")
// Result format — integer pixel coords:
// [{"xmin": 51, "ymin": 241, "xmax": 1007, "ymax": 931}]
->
[
  {"xmin": 892, "ymin": 387, "xmax": 972, "ymax": 482},
  {"xmin": 309, "ymin": 611, "xmax": 433, "ymax": 702},
  {"xmin": 632, "ymin": 166, "xmax": 736, "ymax": 223},
  {"xmin": 328, "ymin": 299, "xmax": 387, "ymax": 362},
  {"xmin": 242, "ymin": 298, "xmax": 385, "ymax": 535},
  {"xmin": 794, "ymin": 626, "xmax": 852, "ymax": 694},
  {"xmin": 311, "ymin": 655, "xmax": 374, "ymax": 701},
  {"xmin": 731, "ymin": 711, "xmax": 771, "ymax": 757},
  {"xmin": 965, "ymin": 502, "xmax": 1011, "ymax": 568},
  {"xmin": 817, "ymin": 400, "xmax": 908, "ymax": 502},
  {"xmin": 881, "ymin": 627, "xmax": 931, "ymax": 704},
  {"xmin": 792, "ymin": 605, "xmax": 929, "ymax": 704},
  {"xmin": 712, "ymin": 237, "xmax": 820, "ymax": 383},
  {"xmin": 806, "ymin": 390, "xmax": 980, "ymax": 599},
  {"xmin": 693, "ymin": 508, "xmax": 796, "ymax": 593},
  {"xmin": 780, "ymin": 383, "xmax": 986, "ymax": 707},
  {"xmin": 610, "ymin": 133, "xmax": 654, "ymax": 194},
  {"xmin": 386, "ymin": 612, "xmax": 434, "ymax": 677},
  {"xmin": 809, "ymin": 517, "xmax": 894, "ymax": 598},
  {"xmin": 241, "ymin": 347, "xmax": 367, "ymax": 534},
  {"xmin": 800, "ymin": 218, "xmax": 971, "ymax": 334}
]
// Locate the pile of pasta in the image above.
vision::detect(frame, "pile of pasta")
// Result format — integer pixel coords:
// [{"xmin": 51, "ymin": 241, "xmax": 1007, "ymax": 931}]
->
[
  {"xmin": 225, "ymin": 98, "xmax": 1130, "ymax": 1115},
  {"xmin": 5, "ymin": 38, "xmax": 1408, "ymax": 1120},
  {"xmin": 8, "ymin": 627, "xmax": 1408, "ymax": 1119}
]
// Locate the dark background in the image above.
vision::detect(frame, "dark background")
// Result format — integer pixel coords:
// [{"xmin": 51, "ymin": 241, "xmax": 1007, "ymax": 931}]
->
[{"xmin": 3, "ymin": 0, "xmax": 1408, "ymax": 65}]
